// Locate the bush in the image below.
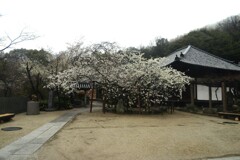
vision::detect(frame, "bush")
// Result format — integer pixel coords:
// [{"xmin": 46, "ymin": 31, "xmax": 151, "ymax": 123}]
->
[
  {"xmin": 202, "ymin": 108, "xmax": 217, "ymax": 114},
  {"xmin": 232, "ymin": 105, "xmax": 240, "ymax": 113},
  {"xmin": 53, "ymin": 96, "xmax": 72, "ymax": 109},
  {"xmin": 39, "ymin": 99, "xmax": 48, "ymax": 110},
  {"xmin": 185, "ymin": 104, "xmax": 199, "ymax": 113}
]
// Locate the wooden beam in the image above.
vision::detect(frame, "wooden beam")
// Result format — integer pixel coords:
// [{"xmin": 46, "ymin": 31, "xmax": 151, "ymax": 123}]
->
[{"xmin": 221, "ymin": 81, "xmax": 227, "ymax": 112}]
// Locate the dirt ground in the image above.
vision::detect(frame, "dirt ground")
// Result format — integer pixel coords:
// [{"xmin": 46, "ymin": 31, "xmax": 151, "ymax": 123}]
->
[
  {"xmin": 33, "ymin": 109, "xmax": 240, "ymax": 160},
  {"xmin": 0, "ymin": 110, "xmax": 71, "ymax": 149}
]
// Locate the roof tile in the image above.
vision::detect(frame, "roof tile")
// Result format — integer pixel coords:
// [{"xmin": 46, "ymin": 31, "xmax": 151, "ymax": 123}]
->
[{"xmin": 164, "ymin": 45, "xmax": 240, "ymax": 71}]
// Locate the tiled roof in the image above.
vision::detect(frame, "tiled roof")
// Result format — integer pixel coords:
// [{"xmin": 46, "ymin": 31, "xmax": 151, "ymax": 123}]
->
[{"xmin": 164, "ymin": 45, "xmax": 240, "ymax": 71}]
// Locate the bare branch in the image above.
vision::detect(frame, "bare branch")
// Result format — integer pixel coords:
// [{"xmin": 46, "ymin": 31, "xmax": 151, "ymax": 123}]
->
[{"xmin": 0, "ymin": 28, "xmax": 39, "ymax": 52}]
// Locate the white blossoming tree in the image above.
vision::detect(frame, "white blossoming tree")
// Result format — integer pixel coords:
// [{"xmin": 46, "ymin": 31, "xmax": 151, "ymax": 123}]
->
[{"xmin": 46, "ymin": 42, "xmax": 191, "ymax": 113}]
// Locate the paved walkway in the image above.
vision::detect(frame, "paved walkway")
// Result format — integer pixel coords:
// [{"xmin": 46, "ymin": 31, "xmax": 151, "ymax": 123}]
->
[{"xmin": 0, "ymin": 108, "xmax": 85, "ymax": 160}]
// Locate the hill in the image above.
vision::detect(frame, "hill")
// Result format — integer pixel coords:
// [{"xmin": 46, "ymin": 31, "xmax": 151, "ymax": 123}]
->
[{"xmin": 141, "ymin": 15, "xmax": 240, "ymax": 63}]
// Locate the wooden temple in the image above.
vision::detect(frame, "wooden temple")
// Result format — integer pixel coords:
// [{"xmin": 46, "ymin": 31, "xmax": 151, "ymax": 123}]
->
[{"xmin": 164, "ymin": 45, "xmax": 240, "ymax": 112}]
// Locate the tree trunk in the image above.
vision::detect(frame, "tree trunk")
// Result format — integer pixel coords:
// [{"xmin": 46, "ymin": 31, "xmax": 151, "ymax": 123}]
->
[{"xmin": 26, "ymin": 63, "xmax": 44, "ymax": 100}]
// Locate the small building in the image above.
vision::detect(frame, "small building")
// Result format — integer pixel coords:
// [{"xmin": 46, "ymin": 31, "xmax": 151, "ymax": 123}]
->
[{"xmin": 165, "ymin": 45, "xmax": 240, "ymax": 111}]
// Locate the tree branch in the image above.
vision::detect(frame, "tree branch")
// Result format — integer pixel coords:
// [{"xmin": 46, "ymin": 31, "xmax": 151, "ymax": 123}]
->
[{"xmin": 0, "ymin": 28, "xmax": 39, "ymax": 52}]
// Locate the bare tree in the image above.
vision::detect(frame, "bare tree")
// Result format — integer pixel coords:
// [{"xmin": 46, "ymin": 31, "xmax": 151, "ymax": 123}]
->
[
  {"xmin": 0, "ymin": 14, "xmax": 38, "ymax": 52},
  {"xmin": 0, "ymin": 29, "xmax": 38, "ymax": 52}
]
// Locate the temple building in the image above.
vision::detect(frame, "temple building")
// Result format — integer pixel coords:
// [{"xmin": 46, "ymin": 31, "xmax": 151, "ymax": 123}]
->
[{"xmin": 164, "ymin": 45, "xmax": 240, "ymax": 112}]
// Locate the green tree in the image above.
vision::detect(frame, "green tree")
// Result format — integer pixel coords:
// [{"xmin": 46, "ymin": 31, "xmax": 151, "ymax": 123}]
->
[
  {"xmin": 141, "ymin": 37, "xmax": 169, "ymax": 58},
  {"xmin": 144, "ymin": 15, "xmax": 240, "ymax": 63}
]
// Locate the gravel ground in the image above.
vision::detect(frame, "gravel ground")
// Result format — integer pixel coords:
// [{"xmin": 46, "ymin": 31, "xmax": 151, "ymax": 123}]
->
[{"xmin": 34, "ymin": 109, "xmax": 240, "ymax": 160}]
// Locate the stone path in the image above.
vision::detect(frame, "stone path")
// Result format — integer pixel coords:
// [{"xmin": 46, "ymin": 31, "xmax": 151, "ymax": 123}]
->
[{"xmin": 0, "ymin": 109, "xmax": 83, "ymax": 160}]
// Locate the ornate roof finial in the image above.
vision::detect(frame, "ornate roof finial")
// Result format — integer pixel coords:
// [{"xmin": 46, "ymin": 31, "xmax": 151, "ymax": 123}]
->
[
  {"xmin": 180, "ymin": 52, "xmax": 184, "ymax": 57},
  {"xmin": 175, "ymin": 55, "xmax": 180, "ymax": 61}
]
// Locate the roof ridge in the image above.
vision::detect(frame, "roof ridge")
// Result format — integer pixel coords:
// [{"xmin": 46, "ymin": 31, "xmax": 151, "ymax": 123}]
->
[
  {"xmin": 182, "ymin": 45, "xmax": 191, "ymax": 54},
  {"xmin": 189, "ymin": 45, "xmax": 239, "ymax": 67}
]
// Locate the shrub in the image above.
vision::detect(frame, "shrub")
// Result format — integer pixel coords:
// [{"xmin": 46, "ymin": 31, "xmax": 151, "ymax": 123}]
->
[{"xmin": 185, "ymin": 104, "xmax": 199, "ymax": 113}]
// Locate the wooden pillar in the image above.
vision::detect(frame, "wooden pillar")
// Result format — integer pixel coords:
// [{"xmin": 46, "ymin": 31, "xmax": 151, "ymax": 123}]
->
[
  {"xmin": 234, "ymin": 81, "xmax": 238, "ymax": 105},
  {"xmin": 221, "ymin": 81, "xmax": 227, "ymax": 112},
  {"xmin": 90, "ymin": 81, "xmax": 94, "ymax": 113},
  {"xmin": 190, "ymin": 84, "xmax": 195, "ymax": 105},
  {"xmin": 208, "ymin": 86, "xmax": 212, "ymax": 109},
  {"xmin": 102, "ymin": 89, "xmax": 106, "ymax": 114},
  {"xmin": 194, "ymin": 84, "xmax": 197, "ymax": 99}
]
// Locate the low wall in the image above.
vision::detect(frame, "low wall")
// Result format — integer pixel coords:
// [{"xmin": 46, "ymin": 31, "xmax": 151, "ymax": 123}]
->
[{"xmin": 0, "ymin": 97, "xmax": 28, "ymax": 114}]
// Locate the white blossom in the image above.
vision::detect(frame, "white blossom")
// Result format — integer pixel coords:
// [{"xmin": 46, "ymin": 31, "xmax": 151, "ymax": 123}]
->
[{"xmin": 46, "ymin": 45, "xmax": 191, "ymax": 109}]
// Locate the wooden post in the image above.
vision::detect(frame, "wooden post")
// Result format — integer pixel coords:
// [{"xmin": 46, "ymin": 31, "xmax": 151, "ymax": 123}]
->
[
  {"xmin": 102, "ymin": 89, "xmax": 106, "ymax": 114},
  {"xmin": 90, "ymin": 81, "xmax": 94, "ymax": 113},
  {"xmin": 208, "ymin": 86, "xmax": 212, "ymax": 109},
  {"xmin": 234, "ymin": 81, "xmax": 238, "ymax": 105},
  {"xmin": 190, "ymin": 84, "xmax": 195, "ymax": 105},
  {"xmin": 194, "ymin": 84, "xmax": 197, "ymax": 99},
  {"xmin": 221, "ymin": 81, "xmax": 227, "ymax": 112}
]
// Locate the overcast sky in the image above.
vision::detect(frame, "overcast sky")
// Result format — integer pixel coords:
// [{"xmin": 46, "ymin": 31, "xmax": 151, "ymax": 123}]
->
[{"xmin": 0, "ymin": 0, "xmax": 240, "ymax": 53}]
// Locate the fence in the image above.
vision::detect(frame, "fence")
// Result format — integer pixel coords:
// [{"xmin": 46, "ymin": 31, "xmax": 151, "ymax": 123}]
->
[{"xmin": 0, "ymin": 97, "xmax": 28, "ymax": 114}]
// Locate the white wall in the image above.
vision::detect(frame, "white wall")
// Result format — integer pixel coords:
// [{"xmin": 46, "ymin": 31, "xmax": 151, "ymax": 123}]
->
[{"xmin": 197, "ymin": 84, "xmax": 224, "ymax": 101}]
